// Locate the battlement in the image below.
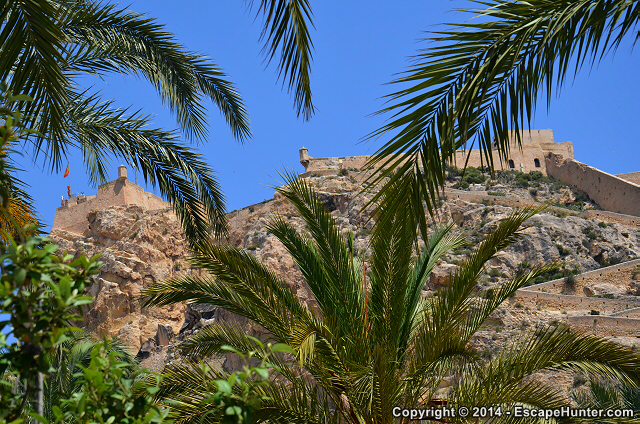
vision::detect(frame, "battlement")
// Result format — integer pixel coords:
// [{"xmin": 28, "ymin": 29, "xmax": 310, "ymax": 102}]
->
[
  {"xmin": 299, "ymin": 130, "xmax": 574, "ymax": 176},
  {"xmin": 52, "ymin": 166, "xmax": 167, "ymax": 235}
]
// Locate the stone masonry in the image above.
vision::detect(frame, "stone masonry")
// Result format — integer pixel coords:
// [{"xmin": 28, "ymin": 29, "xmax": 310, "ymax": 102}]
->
[
  {"xmin": 300, "ymin": 129, "xmax": 574, "ymax": 176},
  {"xmin": 52, "ymin": 165, "xmax": 167, "ymax": 235}
]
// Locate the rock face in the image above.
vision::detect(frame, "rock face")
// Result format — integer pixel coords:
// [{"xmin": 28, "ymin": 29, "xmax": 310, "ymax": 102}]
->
[
  {"xmin": 49, "ymin": 205, "xmax": 193, "ymax": 352},
  {"xmin": 49, "ymin": 172, "xmax": 640, "ymax": 390}
]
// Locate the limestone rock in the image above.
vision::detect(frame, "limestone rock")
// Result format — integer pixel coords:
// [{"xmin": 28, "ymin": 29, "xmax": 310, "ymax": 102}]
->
[{"xmin": 429, "ymin": 264, "xmax": 458, "ymax": 288}]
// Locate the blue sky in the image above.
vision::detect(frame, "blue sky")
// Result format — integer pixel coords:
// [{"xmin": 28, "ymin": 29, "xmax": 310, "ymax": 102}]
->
[{"xmin": 16, "ymin": 0, "xmax": 640, "ymax": 231}]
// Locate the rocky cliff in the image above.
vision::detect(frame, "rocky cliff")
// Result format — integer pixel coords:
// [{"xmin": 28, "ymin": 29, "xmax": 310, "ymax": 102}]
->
[{"xmin": 48, "ymin": 172, "xmax": 640, "ymax": 387}]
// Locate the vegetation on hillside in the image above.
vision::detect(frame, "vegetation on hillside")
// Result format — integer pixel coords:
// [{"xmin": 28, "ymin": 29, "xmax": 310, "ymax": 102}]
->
[{"xmin": 142, "ymin": 175, "xmax": 640, "ymax": 423}]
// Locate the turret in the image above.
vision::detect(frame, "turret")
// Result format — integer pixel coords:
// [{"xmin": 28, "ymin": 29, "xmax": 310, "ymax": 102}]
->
[
  {"xmin": 118, "ymin": 164, "xmax": 127, "ymax": 180},
  {"xmin": 299, "ymin": 147, "xmax": 310, "ymax": 171}
]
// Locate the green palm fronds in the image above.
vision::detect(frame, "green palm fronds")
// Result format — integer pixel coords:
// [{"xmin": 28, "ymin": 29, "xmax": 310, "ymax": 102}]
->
[
  {"xmin": 368, "ymin": 0, "xmax": 640, "ymax": 234},
  {"xmin": 143, "ymin": 174, "xmax": 640, "ymax": 423}
]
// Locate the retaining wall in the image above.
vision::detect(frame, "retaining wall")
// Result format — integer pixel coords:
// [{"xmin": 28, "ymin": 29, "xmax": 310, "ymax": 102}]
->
[
  {"xmin": 609, "ymin": 307, "xmax": 640, "ymax": 318},
  {"xmin": 513, "ymin": 290, "xmax": 640, "ymax": 315},
  {"xmin": 546, "ymin": 152, "xmax": 640, "ymax": 217},
  {"xmin": 581, "ymin": 210, "xmax": 640, "ymax": 227},
  {"xmin": 567, "ymin": 316, "xmax": 640, "ymax": 337},
  {"xmin": 522, "ymin": 259, "xmax": 640, "ymax": 294}
]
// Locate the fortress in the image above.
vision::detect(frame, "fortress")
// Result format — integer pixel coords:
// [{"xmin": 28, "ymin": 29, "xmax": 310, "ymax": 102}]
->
[
  {"xmin": 52, "ymin": 165, "xmax": 168, "ymax": 235},
  {"xmin": 300, "ymin": 129, "xmax": 574, "ymax": 176},
  {"xmin": 52, "ymin": 129, "xmax": 640, "ymax": 237},
  {"xmin": 298, "ymin": 129, "xmax": 640, "ymax": 218},
  {"xmin": 48, "ymin": 129, "xmax": 640, "ymax": 345}
]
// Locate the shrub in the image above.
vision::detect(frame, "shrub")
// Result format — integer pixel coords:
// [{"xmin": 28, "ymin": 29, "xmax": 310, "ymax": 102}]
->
[
  {"xmin": 529, "ymin": 188, "xmax": 538, "ymax": 197},
  {"xmin": 590, "ymin": 310, "xmax": 600, "ymax": 315},
  {"xmin": 529, "ymin": 171, "xmax": 543, "ymax": 181},
  {"xmin": 515, "ymin": 302, "xmax": 524, "ymax": 309},
  {"xmin": 598, "ymin": 221, "xmax": 608, "ymax": 228},
  {"xmin": 564, "ymin": 274, "xmax": 577, "ymax": 289},
  {"xmin": 556, "ymin": 243, "xmax": 572, "ymax": 257},
  {"xmin": 338, "ymin": 168, "xmax": 349, "ymax": 176},
  {"xmin": 488, "ymin": 268, "xmax": 501, "ymax": 277},
  {"xmin": 246, "ymin": 244, "xmax": 260, "ymax": 251},
  {"xmin": 487, "ymin": 191, "xmax": 506, "ymax": 196}
]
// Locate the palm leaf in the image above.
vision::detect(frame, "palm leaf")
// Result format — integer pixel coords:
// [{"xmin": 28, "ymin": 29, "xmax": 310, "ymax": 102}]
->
[
  {"xmin": 252, "ymin": 0, "xmax": 315, "ymax": 119},
  {"xmin": 367, "ymin": 0, "xmax": 640, "ymax": 222}
]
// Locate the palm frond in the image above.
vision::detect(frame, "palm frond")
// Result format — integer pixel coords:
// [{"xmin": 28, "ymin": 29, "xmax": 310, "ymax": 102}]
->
[
  {"xmin": 411, "ymin": 206, "xmax": 544, "ymax": 370},
  {"xmin": 454, "ymin": 324, "xmax": 640, "ymax": 422},
  {"xmin": 252, "ymin": 0, "xmax": 315, "ymax": 120},
  {"xmin": 268, "ymin": 172, "xmax": 364, "ymax": 342},
  {"xmin": 1, "ymin": 0, "xmax": 69, "ymax": 150},
  {"xmin": 60, "ymin": 93, "xmax": 227, "ymax": 241},
  {"xmin": 367, "ymin": 0, "xmax": 640, "ymax": 217},
  {"xmin": 60, "ymin": 0, "xmax": 250, "ymax": 142}
]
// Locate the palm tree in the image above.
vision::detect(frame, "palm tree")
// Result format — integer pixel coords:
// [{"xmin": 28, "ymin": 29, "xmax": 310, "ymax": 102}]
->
[
  {"xmin": 42, "ymin": 334, "xmax": 140, "ymax": 423},
  {"xmin": 0, "ymin": 0, "xmax": 315, "ymax": 243},
  {"xmin": 366, "ymin": 0, "xmax": 640, "ymax": 236},
  {"xmin": 573, "ymin": 377, "xmax": 640, "ymax": 423},
  {"xmin": 141, "ymin": 174, "xmax": 640, "ymax": 423}
]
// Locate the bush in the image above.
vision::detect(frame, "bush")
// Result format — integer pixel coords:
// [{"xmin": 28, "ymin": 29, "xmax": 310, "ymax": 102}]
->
[
  {"xmin": 556, "ymin": 244, "xmax": 572, "ymax": 257},
  {"xmin": 338, "ymin": 168, "xmax": 349, "ymax": 176},
  {"xmin": 487, "ymin": 191, "xmax": 506, "ymax": 196},
  {"xmin": 590, "ymin": 310, "xmax": 600, "ymax": 315},
  {"xmin": 529, "ymin": 188, "xmax": 538, "ymax": 197},
  {"xmin": 598, "ymin": 221, "xmax": 608, "ymax": 228},
  {"xmin": 488, "ymin": 268, "xmax": 501, "ymax": 277},
  {"xmin": 564, "ymin": 274, "xmax": 577, "ymax": 288},
  {"xmin": 529, "ymin": 171, "xmax": 543, "ymax": 181}
]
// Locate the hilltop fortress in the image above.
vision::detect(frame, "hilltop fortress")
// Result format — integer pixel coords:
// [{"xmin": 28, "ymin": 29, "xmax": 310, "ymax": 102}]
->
[
  {"xmin": 300, "ymin": 129, "xmax": 574, "ymax": 176},
  {"xmin": 51, "ymin": 129, "xmax": 640, "ymax": 237},
  {"xmin": 298, "ymin": 130, "xmax": 640, "ymax": 218},
  {"xmin": 47, "ymin": 128, "xmax": 640, "ymax": 361},
  {"xmin": 52, "ymin": 165, "xmax": 168, "ymax": 235}
]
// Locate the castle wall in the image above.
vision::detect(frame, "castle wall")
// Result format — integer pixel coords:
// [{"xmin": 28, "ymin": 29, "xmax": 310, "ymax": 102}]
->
[
  {"xmin": 52, "ymin": 177, "xmax": 166, "ymax": 235},
  {"xmin": 545, "ymin": 153, "xmax": 640, "ymax": 217},
  {"xmin": 617, "ymin": 172, "xmax": 640, "ymax": 185},
  {"xmin": 301, "ymin": 130, "xmax": 574, "ymax": 177},
  {"xmin": 567, "ymin": 316, "xmax": 640, "ymax": 337}
]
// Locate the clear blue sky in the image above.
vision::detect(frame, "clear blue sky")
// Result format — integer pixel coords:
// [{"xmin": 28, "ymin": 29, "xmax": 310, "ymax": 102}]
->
[{"xmin": 17, "ymin": 0, "xmax": 640, "ymax": 232}]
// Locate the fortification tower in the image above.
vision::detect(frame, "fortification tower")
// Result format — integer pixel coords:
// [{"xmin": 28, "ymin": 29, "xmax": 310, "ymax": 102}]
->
[{"xmin": 51, "ymin": 166, "xmax": 167, "ymax": 236}]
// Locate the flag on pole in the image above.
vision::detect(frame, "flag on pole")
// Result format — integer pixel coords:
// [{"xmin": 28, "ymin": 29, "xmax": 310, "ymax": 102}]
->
[
  {"xmin": 63, "ymin": 165, "xmax": 69, "ymax": 178},
  {"xmin": 67, "ymin": 186, "xmax": 71, "ymax": 197}
]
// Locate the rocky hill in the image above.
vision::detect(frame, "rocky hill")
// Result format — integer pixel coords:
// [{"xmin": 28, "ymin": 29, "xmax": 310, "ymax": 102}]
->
[{"xmin": 48, "ymin": 171, "xmax": 640, "ymax": 394}]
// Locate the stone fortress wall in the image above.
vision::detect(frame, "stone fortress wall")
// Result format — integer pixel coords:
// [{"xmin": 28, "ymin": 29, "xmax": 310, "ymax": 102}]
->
[
  {"xmin": 300, "ymin": 130, "xmax": 574, "ymax": 176},
  {"xmin": 545, "ymin": 152, "xmax": 640, "ymax": 218},
  {"xmin": 51, "ymin": 165, "xmax": 167, "ymax": 235},
  {"xmin": 299, "ymin": 129, "xmax": 640, "ymax": 219}
]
